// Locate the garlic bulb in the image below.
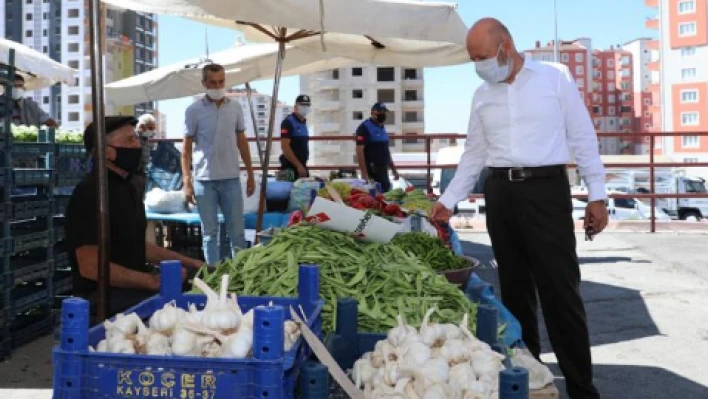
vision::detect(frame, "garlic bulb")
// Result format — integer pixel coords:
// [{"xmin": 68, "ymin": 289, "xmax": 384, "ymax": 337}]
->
[
  {"xmin": 398, "ymin": 339, "xmax": 431, "ymax": 368},
  {"xmin": 419, "ymin": 308, "xmax": 446, "ymax": 347},
  {"xmin": 146, "ymin": 332, "xmax": 172, "ymax": 356},
  {"xmin": 149, "ymin": 301, "xmax": 186, "ymax": 335},
  {"xmin": 448, "ymin": 363, "xmax": 477, "ymax": 393},
  {"xmin": 194, "ymin": 275, "xmax": 242, "ymax": 332},
  {"xmin": 387, "ymin": 314, "xmax": 417, "ymax": 347},
  {"xmin": 353, "ymin": 358, "xmax": 376, "ymax": 388}
]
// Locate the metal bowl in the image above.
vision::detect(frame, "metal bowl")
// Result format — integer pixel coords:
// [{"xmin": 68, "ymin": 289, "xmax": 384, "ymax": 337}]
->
[{"xmin": 439, "ymin": 255, "xmax": 481, "ymax": 287}]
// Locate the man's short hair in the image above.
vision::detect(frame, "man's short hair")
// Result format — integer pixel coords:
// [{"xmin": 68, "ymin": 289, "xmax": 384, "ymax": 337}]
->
[{"xmin": 202, "ymin": 63, "xmax": 225, "ymax": 81}]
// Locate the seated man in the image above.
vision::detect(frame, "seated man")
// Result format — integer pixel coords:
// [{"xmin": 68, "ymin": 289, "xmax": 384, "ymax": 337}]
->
[{"xmin": 65, "ymin": 116, "xmax": 203, "ymax": 321}]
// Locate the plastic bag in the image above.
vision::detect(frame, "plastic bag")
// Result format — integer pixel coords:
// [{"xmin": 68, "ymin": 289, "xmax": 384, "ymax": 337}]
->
[
  {"xmin": 144, "ymin": 188, "xmax": 187, "ymax": 214},
  {"xmin": 288, "ymin": 179, "xmax": 323, "ymax": 211},
  {"xmin": 510, "ymin": 348, "xmax": 555, "ymax": 389},
  {"xmin": 242, "ymin": 178, "xmax": 261, "ymax": 214}
]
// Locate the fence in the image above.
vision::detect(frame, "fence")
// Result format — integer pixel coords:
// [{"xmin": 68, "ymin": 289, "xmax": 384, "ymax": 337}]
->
[{"xmin": 154, "ymin": 130, "xmax": 708, "ymax": 233}]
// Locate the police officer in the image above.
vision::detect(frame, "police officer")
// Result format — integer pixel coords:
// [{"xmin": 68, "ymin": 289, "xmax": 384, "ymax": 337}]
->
[
  {"xmin": 279, "ymin": 95, "xmax": 311, "ymax": 181},
  {"xmin": 355, "ymin": 102, "xmax": 400, "ymax": 192}
]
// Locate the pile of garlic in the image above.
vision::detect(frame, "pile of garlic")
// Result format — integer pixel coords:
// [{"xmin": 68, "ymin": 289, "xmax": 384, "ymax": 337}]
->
[
  {"xmin": 352, "ymin": 308, "xmax": 507, "ymax": 399},
  {"xmin": 90, "ymin": 274, "xmax": 302, "ymax": 358}
]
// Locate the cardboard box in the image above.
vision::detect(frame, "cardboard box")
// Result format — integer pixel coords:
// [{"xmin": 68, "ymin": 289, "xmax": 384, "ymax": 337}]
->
[{"xmin": 306, "ymin": 197, "xmax": 400, "ymax": 243}]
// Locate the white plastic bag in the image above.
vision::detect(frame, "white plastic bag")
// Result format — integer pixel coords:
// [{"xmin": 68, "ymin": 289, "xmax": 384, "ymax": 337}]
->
[
  {"xmin": 242, "ymin": 177, "xmax": 261, "ymax": 214},
  {"xmin": 144, "ymin": 188, "xmax": 187, "ymax": 214},
  {"xmin": 510, "ymin": 348, "xmax": 555, "ymax": 390}
]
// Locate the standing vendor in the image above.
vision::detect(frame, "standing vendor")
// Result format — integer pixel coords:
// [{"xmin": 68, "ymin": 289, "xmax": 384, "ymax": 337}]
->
[
  {"xmin": 279, "ymin": 95, "xmax": 311, "ymax": 181},
  {"xmin": 66, "ymin": 116, "xmax": 203, "ymax": 322},
  {"xmin": 0, "ymin": 75, "xmax": 58, "ymax": 128},
  {"xmin": 355, "ymin": 102, "xmax": 399, "ymax": 192}
]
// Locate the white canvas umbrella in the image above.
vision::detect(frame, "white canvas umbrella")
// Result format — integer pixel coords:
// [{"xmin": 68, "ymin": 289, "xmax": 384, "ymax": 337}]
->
[
  {"xmin": 0, "ymin": 37, "xmax": 76, "ymax": 89},
  {"xmin": 100, "ymin": 0, "xmax": 469, "ymax": 237},
  {"xmin": 105, "ymin": 43, "xmax": 355, "ymax": 105}
]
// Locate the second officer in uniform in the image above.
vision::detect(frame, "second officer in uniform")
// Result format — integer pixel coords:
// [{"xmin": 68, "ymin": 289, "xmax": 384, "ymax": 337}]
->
[
  {"xmin": 355, "ymin": 102, "xmax": 400, "ymax": 192},
  {"xmin": 279, "ymin": 95, "xmax": 311, "ymax": 181}
]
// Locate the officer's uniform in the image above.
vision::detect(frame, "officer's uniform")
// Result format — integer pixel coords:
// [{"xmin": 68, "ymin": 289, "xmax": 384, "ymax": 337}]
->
[
  {"xmin": 279, "ymin": 95, "xmax": 310, "ymax": 181},
  {"xmin": 356, "ymin": 107, "xmax": 393, "ymax": 192}
]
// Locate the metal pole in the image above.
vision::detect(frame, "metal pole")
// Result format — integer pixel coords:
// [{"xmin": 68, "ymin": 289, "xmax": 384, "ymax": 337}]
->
[
  {"xmin": 88, "ymin": 0, "xmax": 111, "ymax": 320},
  {"xmin": 244, "ymin": 82, "xmax": 265, "ymax": 168},
  {"xmin": 425, "ymin": 136, "xmax": 432, "ymax": 194},
  {"xmin": 255, "ymin": 30, "xmax": 287, "ymax": 241},
  {"xmin": 649, "ymin": 134, "xmax": 656, "ymax": 233},
  {"xmin": 553, "ymin": 0, "xmax": 559, "ymax": 62}
]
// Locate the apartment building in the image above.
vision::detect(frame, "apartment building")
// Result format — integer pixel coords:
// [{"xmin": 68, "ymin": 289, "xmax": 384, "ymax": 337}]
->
[
  {"xmin": 622, "ymin": 38, "xmax": 658, "ymax": 155},
  {"xmin": 2, "ymin": 1, "xmax": 157, "ymax": 132},
  {"xmin": 300, "ymin": 66, "xmax": 426, "ymax": 166},
  {"xmin": 193, "ymin": 90, "xmax": 293, "ymax": 164},
  {"xmin": 525, "ymin": 39, "xmax": 637, "ymax": 155},
  {"xmin": 646, "ymin": 0, "xmax": 708, "ymax": 177}
]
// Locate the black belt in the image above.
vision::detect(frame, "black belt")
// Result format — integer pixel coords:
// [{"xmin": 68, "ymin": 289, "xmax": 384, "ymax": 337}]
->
[{"xmin": 488, "ymin": 165, "xmax": 566, "ymax": 182}]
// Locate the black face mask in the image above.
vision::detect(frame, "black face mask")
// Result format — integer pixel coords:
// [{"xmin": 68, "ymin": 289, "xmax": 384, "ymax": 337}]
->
[
  {"xmin": 109, "ymin": 145, "xmax": 142, "ymax": 173},
  {"xmin": 375, "ymin": 113, "xmax": 387, "ymax": 124}
]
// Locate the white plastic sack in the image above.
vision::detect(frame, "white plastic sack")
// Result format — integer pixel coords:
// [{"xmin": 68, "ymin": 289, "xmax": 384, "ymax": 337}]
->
[
  {"xmin": 510, "ymin": 349, "xmax": 555, "ymax": 390},
  {"xmin": 144, "ymin": 188, "xmax": 187, "ymax": 214},
  {"xmin": 242, "ymin": 177, "xmax": 261, "ymax": 214},
  {"xmin": 289, "ymin": 178, "xmax": 322, "ymax": 212}
]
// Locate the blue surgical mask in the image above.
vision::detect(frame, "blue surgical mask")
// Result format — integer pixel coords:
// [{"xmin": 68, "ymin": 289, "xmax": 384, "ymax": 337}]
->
[{"xmin": 474, "ymin": 44, "xmax": 512, "ymax": 84}]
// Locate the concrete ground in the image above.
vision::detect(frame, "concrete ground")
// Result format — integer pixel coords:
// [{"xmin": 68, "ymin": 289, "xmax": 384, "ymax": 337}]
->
[
  {"xmin": 1, "ymin": 231, "xmax": 707, "ymax": 398},
  {"xmin": 460, "ymin": 230, "xmax": 708, "ymax": 399}
]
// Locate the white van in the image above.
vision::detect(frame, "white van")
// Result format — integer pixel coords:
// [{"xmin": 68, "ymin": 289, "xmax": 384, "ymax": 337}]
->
[
  {"xmin": 571, "ymin": 189, "xmax": 671, "ymax": 221},
  {"xmin": 432, "ymin": 146, "xmax": 486, "ymax": 215}
]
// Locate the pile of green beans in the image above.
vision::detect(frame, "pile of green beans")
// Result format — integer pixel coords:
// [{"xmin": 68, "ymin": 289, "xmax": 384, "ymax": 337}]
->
[{"xmin": 195, "ymin": 225, "xmax": 477, "ymax": 333}]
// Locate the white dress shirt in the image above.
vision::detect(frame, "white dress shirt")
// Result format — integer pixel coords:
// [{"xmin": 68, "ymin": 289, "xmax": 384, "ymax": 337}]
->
[{"xmin": 439, "ymin": 57, "xmax": 607, "ymax": 209}]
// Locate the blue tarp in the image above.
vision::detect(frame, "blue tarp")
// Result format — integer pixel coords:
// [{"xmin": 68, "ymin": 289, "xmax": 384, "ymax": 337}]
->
[{"xmin": 449, "ymin": 230, "xmax": 524, "ymax": 348}]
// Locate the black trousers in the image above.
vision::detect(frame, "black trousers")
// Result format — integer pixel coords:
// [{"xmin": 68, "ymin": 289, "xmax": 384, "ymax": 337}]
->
[
  {"xmin": 367, "ymin": 163, "xmax": 391, "ymax": 193},
  {"xmin": 484, "ymin": 172, "xmax": 600, "ymax": 399}
]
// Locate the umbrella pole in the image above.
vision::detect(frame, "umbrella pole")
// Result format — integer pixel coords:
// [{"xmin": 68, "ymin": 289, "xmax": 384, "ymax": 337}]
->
[
  {"xmin": 88, "ymin": 0, "xmax": 111, "ymax": 321},
  {"xmin": 244, "ymin": 82, "xmax": 265, "ymax": 168},
  {"xmin": 255, "ymin": 35, "xmax": 287, "ymax": 241}
]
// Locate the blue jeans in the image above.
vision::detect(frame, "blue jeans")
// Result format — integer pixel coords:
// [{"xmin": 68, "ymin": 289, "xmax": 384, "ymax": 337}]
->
[{"xmin": 193, "ymin": 178, "xmax": 246, "ymax": 265}]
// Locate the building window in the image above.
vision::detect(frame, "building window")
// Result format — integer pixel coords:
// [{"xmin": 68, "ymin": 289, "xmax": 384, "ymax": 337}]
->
[
  {"xmin": 561, "ymin": 53, "xmax": 569, "ymax": 62},
  {"xmin": 43, "ymin": 29, "xmax": 47, "ymax": 37},
  {"xmin": 68, "ymin": 43, "xmax": 79, "ymax": 52},
  {"xmin": 332, "ymin": 70, "xmax": 339, "ymax": 80},
  {"xmin": 682, "ymin": 136, "xmax": 699, "ymax": 147},
  {"xmin": 43, "ymin": 12, "xmax": 48, "ymax": 19},
  {"xmin": 679, "ymin": 22, "xmax": 697, "ymax": 37},
  {"xmin": 352, "ymin": 89, "xmax": 363, "ymax": 99},
  {"xmin": 403, "ymin": 133, "xmax": 420, "ymax": 144},
  {"xmin": 592, "ymin": 106, "xmax": 601, "ymax": 115},
  {"xmin": 608, "ymin": 106, "xmax": 616, "ymax": 116},
  {"xmin": 257, "ymin": 111, "xmax": 265, "ymax": 117},
  {"xmin": 684, "ymin": 158, "xmax": 699, "ymax": 163},
  {"xmin": 607, "ymin": 71, "xmax": 615, "ymax": 79},
  {"xmin": 377, "ymin": 67, "xmax": 395, "ymax": 82},
  {"xmin": 678, "ymin": 0, "xmax": 696, "ymax": 14},
  {"xmin": 575, "ymin": 53, "xmax": 584, "ymax": 62},
  {"xmin": 607, "ymin": 83, "xmax": 615, "ymax": 91},
  {"xmin": 385, "ymin": 111, "xmax": 395, "ymax": 125},
  {"xmin": 68, "ymin": 60, "xmax": 79, "ymax": 69},
  {"xmin": 68, "ymin": 26, "xmax": 79, "ymax": 35},
  {"xmin": 681, "ymin": 112, "xmax": 699, "ymax": 126},
  {"xmin": 353, "ymin": 111, "xmax": 363, "ymax": 120},
  {"xmin": 26, "ymin": 13, "xmax": 32, "ymax": 21},
  {"xmin": 68, "ymin": 9, "xmax": 79, "ymax": 18},
  {"xmin": 403, "ymin": 111, "xmax": 418, "ymax": 122},
  {"xmin": 681, "ymin": 89, "xmax": 699, "ymax": 103},
  {"xmin": 404, "ymin": 90, "xmax": 418, "ymax": 101},
  {"xmin": 68, "ymin": 112, "xmax": 80, "ymax": 122},
  {"xmin": 608, "ymin": 95, "xmax": 616, "ymax": 103},
  {"xmin": 576, "ymin": 78, "xmax": 584, "ymax": 88},
  {"xmin": 352, "ymin": 67, "xmax": 363, "ymax": 77},
  {"xmin": 681, "ymin": 67, "xmax": 697, "ymax": 80},
  {"xmin": 68, "ymin": 95, "xmax": 80, "ymax": 104},
  {"xmin": 43, "ymin": 96, "xmax": 49, "ymax": 104},
  {"xmin": 377, "ymin": 89, "xmax": 395, "ymax": 103},
  {"xmin": 25, "ymin": 30, "xmax": 32, "ymax": 37},
  {"xmin": 404, "ymin": 69, "xmax": 418, "ymax": 79},
  {"xmin": 644, "ymin": 111, "xmax": 651, "ymax": 117},
  {"xmin": 575, "ymin": 66, "xmax": 584, "ymax": 75},
  {"xmin": 607, "ymin": 59, "xmax": 614, "ymax": 67},
  {"xmin": 681, "ymin": 47, "xmax": 696, "ymax": 56}
]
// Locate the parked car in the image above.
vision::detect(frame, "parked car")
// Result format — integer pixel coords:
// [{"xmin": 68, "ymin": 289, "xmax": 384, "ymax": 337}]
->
[{"xmin": 572, "ymin": 191, "xmax": 671, "ymax": 221}]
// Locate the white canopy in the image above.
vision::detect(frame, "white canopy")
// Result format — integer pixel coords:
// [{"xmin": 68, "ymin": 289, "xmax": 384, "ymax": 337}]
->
[
  {"xmin": 100, "ymin": 0, "xmax": 468, "ymax": 51},
  {"xmin": 0, "ymin": 38, "xmax": 76, "ymax": 90},
  {"xmin": 106, "ymin": 43, "xmax": 355, "ymax": 105}
]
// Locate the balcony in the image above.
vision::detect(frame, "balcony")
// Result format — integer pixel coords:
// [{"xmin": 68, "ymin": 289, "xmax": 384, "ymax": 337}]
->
[
  {"xmin": 402, "ymin": 120, "xmax": 424, "ymax": 130},
  {"xmin": 317, "ymin": 122, "xmax": 341, "ymax": 133},
  {"xmin": 644, "ymin": 0, "xmax": 658, "ymax": 8},
  {"xmin": 312, "ymin": 100, "xmax": 340, "ymax": 111},
  {"xmin": 645, "ymin": 17, "xmax": 659, "ymax": 30},
  {"xmin": 647, "ymin": 40, "xmax": 659, "ymax": 50},
  {"xmin": 402, "ymin": 78, "xmax": 423, "ymax": 88},
  {"xmin": 402, "ymin": 100, "xmax": 424, "ymax": 109},
  {"xmin": 647, "ymin": 60, "xmax": 660, "ymax": 71}
]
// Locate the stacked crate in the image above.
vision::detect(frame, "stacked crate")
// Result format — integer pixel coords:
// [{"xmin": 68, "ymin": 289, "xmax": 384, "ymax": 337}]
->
[{"xmin": 0, "ymin": 52, "xmax": 56, "ymax": 358}]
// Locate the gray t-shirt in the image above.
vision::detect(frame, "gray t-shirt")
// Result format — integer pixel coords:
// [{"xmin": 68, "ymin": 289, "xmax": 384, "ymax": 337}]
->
[
  {"xmin": 184, "ymin": 97, "xmax": 245, "ymax": 181},
  {"xmin": 0, "ymin": 95, "xmax": 51, "ymax": 127}
]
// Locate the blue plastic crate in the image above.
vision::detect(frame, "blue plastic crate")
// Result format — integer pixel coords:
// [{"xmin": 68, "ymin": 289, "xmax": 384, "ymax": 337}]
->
[
  {"xmin": 11, "ymin": 229, "xmax": 53, "ymax": 254},
  {"xmin": 11, "ymin": 142, "xmax": 55, "ymax": 157},
  {"xmin": 13, "ymin": 199, "xmax": 52, "ymax": 220},
  {"xmin": 53, "ymin": 270, "xmax": 72, "ymax": 295},
  {"xmin": 0, "ymin": 202, "xmax": 10, "ymax": 222},
  {"xmin": 244, "ymin": 212, "xmax": 290, "ymax": 230},
  {"xmin": 55, "ymin": 247, "xmax": 69, "ymax": 269},
  {"xmin": 56, "ymin": 144, "xmax": 86, "ymax": 158},
  {"xmin": 53, "ymin": 262, "xmax": 324, "ymax": 399},
  {"xmin": 0, "ymin": 237, "xmax": 13, "ymax": 257},
  {"xmin": 9, "ymin": 254, "xmax": 54, "ymax": 286},
  {"xmin": 56, "ymin": 171, "xmax": 85, "ymax": 187},
  {"xmin": 12, "ymin": 168, "xmax": 53, "ymax": 186}
]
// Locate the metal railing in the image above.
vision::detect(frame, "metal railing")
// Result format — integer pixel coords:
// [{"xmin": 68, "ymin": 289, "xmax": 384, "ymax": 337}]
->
[{"xmin": 153, "ymin": 130, "xmax": 708, "ymax": 233}]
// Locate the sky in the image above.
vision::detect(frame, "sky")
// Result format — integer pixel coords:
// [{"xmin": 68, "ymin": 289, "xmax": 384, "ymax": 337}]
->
[{"xmin": 155, "ymin": 0, "xmax": 655, "ymax": 138}]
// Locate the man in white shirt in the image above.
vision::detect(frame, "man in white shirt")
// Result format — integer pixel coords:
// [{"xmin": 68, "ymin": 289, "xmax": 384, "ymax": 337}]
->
[{"xmin": 431, "ymin": 19, "xmax": 607, "ymax": 399}]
